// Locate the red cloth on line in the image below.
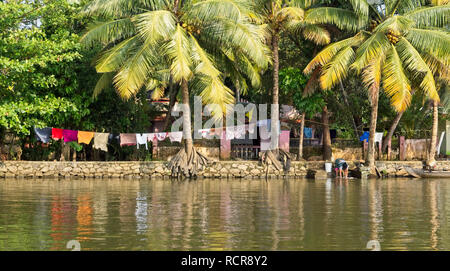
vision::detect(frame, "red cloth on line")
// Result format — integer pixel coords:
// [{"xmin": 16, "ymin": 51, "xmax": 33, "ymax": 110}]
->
[{"xmin": 52, "ymin": 128, "xmax": 63, "ymax": 140}]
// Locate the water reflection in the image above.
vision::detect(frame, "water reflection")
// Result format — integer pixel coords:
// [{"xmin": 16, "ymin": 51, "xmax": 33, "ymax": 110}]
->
[{"xmin": 0, "ymin": 178, "xmax": 449, "ymax": 250}]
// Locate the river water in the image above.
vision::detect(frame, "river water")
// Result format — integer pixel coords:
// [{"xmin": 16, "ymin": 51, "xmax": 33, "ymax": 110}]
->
[{"xmin": 0, "ymin": 178, "xmax": 449, "ymax": 251}]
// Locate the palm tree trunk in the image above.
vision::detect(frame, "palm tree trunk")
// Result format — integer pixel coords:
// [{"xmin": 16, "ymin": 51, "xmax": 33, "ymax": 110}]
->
[
  {"xmin": 162, "ymin": 82, "xmax": 178, "ymax": 131},
  {"xmin": 322, "ymin": 105, "xmax": 332, "ymax": 161},
  {"xmin": 271, "ymin": 33, "xmax": 280, "ymax": 150},
  {"xmin": 382, "ymin": 110, "xmax": 404, "ymax": 152},
  {"xmin": 298, "ymin": 113, "xmax": 305, "ymax": 160},
  {"xmin": 181, "ymin": 79, "xmax": 193, "ymax": 157},
  {"xmin": 367, "ymin": 84, "xmax": 380, "ymax": 173},
  {"xmin": 427, "ymin": 100, "xmax": 439, "ymax": 166}
]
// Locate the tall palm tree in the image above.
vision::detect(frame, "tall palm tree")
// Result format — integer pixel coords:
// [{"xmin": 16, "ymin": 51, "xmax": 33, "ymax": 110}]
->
[
  {"xmin": 249, "ymin": 0, "xmax": 366, "ymax": 165},
  {"xmin": 81, "ymin": 0, "xmax": 270, "ymax": 176},
  {"xmin": 304, "ymin": 0, "xmax": 447, "ymax": 173}
]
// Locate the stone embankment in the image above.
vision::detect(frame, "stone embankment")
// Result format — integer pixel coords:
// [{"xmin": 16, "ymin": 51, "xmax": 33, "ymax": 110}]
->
[{"xmin": 0, "ymin": 160, "xmax": 449, "ymax": 179}]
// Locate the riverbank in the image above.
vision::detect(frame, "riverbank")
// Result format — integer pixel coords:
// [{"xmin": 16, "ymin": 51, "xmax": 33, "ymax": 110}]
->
[{"xmin": 1, "ymin": 160, "xmax": 450, "ymax": 179}]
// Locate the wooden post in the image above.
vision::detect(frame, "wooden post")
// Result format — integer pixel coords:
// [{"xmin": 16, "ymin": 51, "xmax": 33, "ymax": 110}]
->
[{"xmin": 399, "ymin": 136, "xmax": 405, "ymax": 161}]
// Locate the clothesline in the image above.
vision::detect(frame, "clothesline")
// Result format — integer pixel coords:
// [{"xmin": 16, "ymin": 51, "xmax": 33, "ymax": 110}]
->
[{"xmin": 33, "ymin": 121, "xmax": 276, "ymax": 152}]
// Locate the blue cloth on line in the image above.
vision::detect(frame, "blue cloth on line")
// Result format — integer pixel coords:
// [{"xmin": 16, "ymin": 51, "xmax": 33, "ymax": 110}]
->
[
  {"xmin": 359, "ymin": 131, "xmax": 369, "ymax": 142},
  {"xmin": 34, "ymin": 127, "xmax": 52, "ymax": 143},
  {"xmin": 304, "ymin": 127, "xmax": 312, "ymax": 138}
]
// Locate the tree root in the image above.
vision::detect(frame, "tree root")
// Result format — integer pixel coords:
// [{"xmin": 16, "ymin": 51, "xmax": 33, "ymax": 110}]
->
[
  {"xmin": 260, "ymin": 149, "xmax": 292, "ymax": 174},
  {"xmin": 167, "ymin": 146, "xmax": 209, "ymax": 178}
]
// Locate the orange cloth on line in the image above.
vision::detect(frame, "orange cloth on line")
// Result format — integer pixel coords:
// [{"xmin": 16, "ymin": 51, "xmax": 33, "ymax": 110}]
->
[{"xmin": 78, "ymin": 131, "xmax": 95, "ymax": 144}]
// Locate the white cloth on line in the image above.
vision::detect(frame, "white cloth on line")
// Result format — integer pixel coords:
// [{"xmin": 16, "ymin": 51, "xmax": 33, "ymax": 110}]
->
[
  {"xmin": 374, "ymin": 132, "xmax": 383, "ymax": 143},
  {"xmin": 169, "ymin": 132, "xmax": 183, "ymax": 142},
  {"xmin": 136, "ymin": 133, "xmax": 149, "ymax": 150}
]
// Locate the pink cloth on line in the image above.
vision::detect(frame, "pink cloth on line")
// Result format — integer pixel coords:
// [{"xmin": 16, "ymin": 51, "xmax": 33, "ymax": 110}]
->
[
  {"xmin": 120, "ymin": 133, "xmax": 137, "ymax": 146},
  {"xmin": 63, "ymin": 129, "xmax": 78, "ymax": 143}
]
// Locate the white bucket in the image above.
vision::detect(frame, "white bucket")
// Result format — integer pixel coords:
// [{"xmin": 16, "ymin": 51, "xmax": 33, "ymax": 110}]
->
[{"xmin": 325, "ymin": 162, "xmax": 332, "ymax": 173}]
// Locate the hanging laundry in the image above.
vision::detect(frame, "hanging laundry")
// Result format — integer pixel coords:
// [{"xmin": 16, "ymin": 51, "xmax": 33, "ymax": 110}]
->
[
  {"xmin": 359, "ymin": 131, "xmax": 370, "ymax": 142},
  {"xmin": 108, "ymin": 133, "xmax": 120, "ymax": 144},
  {"xmin": 120, "ymin": 133, "xmax": 137, "ymax": 146},
  {"xmin": 169, "ymin": 131, "xmax": 183, "ymax": 143},
  {"xmin": 248, "ymin": 123, "xmax": 256, "ymax": 134},
  {"xmin": 93, "ymin": 133, "xmax": 109, "ymax": 152},
  {"xmin": 303, "ymin": 127, "xmax": 312, "ymax": 138},
  {"xmin": 78, "ymin": 131, "xmax": 95, "ymax": 144},
  {"xmin": 225, "ymin": 127, "xmax": 235, "ymax": 140},
  {"xmin": 147, "ymin": 133, "xmax": 157, "ymax": 142},
  {"xmin": 234, "ymin": 125, "xmax": 247, "ymax": 139},
  {"xmin": 34, "ymin": 127, "xmax": 52, "ymax": 143},
  {"xmin": 156, "ymin": 132, "xmax": 168, "ymax": 141},
  {"xmin": 374, "ymin": 132, "xmax": 383, "ymax": 143},
  {"xmin": 198, "ymin": 129, "xmax": 211, "ymax": 139},
  {"xmin": 63, "ymin": 129, "xmax": 78, "ymax": 143},
  {"xmin": 136, "ymin": 133, "xmax": 149, "ymax": 150},
  {"xmin": 330, "ymin": 129, "xmax": 337, "ymax": 140},
  {"xmin": 52, "ymin": 128, "xmax": 63, "ymax": 140}
]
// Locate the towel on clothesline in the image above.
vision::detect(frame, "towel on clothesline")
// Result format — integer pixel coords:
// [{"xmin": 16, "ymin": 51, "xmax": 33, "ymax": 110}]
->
[
  {"xmin": 93, "ymin": 133, "xmax": 109, "ymax": 152},
  {"xmin": 374, "ymin": 132, "xmax": 383, "ymax": 143},
  {"xmin": 78, "ymin": 131, "xmax": 95, "ymax": 144},
  {"xmin": 34, "ymin": 127, "xmax": 52, "ymax": 143},
  {"xmin": 120, "ymin": 133, "xmax": 137, "ymax": 146},
  {"xmin": 303, "ymin": 127, "xmax": 312, "ymax": 138},
  {"xmin": 136, "ymin": 133, "xmax": 149, "ymax": 150},
  {"xmin": 63, "ymin": 129, "xmax": 78, "ymax": 143},
  {"xmin": 52, "ymin": 128, "xmax": 63, "ymax": 140},
  {"xmin": 359, "ymin": 131, "xmax": 369, "ymax": 142},
  {"xmin": 169, "ymin": 132, "xmax": 183, "ymax": 142}
]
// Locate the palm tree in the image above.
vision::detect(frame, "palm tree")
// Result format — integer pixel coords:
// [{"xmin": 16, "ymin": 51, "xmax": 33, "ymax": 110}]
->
[
  {"xmin": 81, "ymin": 0, "xmax": 270, "ymax": 176},
  {"xmin": 249, "ymin": 0, "xmax": 367, "ymax": 166},
  {"xmin": 304, "ymin": 0, "xmax": 447, "ymax": 173}
]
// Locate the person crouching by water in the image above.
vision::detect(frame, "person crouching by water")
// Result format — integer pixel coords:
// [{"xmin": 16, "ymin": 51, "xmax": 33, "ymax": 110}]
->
[{"xmin": 334, "ymin": 158, "xmax": 348, "ymax": 179}]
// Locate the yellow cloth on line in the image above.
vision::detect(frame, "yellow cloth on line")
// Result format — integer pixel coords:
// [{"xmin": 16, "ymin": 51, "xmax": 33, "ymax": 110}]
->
[{"xmin": 78, "ymin": 131, "xmax": 95, "ymax": 144}]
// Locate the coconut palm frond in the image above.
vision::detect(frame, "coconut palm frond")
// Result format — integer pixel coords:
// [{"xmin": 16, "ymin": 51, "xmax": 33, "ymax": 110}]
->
[
  {"xmin": 304, "ymin": 33, "xmax": 365, "ymax": 74},
  {"xmin": 404, "ymin": 4, "xmax": 450, "ymax": 28},
  {"xmin": 300, "ymin": 24, "xmax": 331, "ymax": 45},
  {"xmin": 351, "ymin": 31, "xmax": 391, "ymax": 73},
  {"xmin": 382, "ymin": 45, "xmax": 412, "ymax": 112},
  {"xmin": 406, "ymin": 28, "xmax": 450, "ymax": 66},
  {"xmin": 320, "ymin": 47, "xmax": 356, "ymax": 90},
  {"xmin": 95, "ymin": 36, "xmax": 139, "ymax": 73},
  {"xmin": 165, "ymin": 25, "xmax": 193, "ymax": 82},
  {"xmin": 304, "ymin": 7, "xmax": 366, "ymax": 32},
  {"xmin": 80, "ymin": 18, "xmax": 135, "ymax": 48},
  {"xmin": 134, "ymin": 10, "xmax": 177, "ymax": 44},
  {"xmin": 93, "ymin": 72, "xmax": 114, "ymax": 99}
]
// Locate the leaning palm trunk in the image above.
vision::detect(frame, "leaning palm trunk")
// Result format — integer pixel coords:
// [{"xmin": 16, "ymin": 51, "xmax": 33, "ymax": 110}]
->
[
  {"xmin": 297, "ymin": 113, "xmax": 305, "ymax": 160},
  {"xmin": 366, "ymin": 84, "xmax": 380, "ymax": 174},
  {"xmin": 427, "ymin": 100, "xmax": 439, "ymax": 167},
  {"xmin": 168, "ymin": 79, "xmax": 208, "ymax": 177},
  {"xmin": 322, "ymin": 105, "xmax": 332, "ymax": 161},
  {"xmin": 382, "ymin": 110, "xmax": 404, "ymax": 152}
]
